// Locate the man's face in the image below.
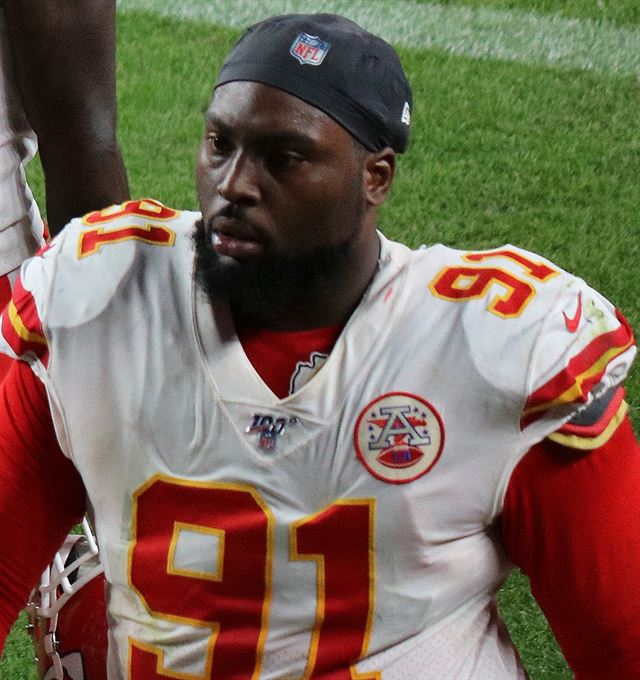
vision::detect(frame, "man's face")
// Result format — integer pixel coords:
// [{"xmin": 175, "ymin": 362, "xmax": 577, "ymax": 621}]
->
[{"xmin": 194, "ymin": 81, "xmax": 371, "ymax": 323}]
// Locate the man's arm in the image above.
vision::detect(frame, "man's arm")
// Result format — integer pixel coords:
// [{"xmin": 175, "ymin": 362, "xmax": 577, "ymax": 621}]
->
[
  {"xmin": 501, "ymin": 413, "xmax": 640, "ymax": 679},
  {"xmin": 0, "ymin": 359, "xmax": 86, "ymax": 652},
  {"xmin": 2, "ymin": 0, "xmax": 130, "ymax": 235}
]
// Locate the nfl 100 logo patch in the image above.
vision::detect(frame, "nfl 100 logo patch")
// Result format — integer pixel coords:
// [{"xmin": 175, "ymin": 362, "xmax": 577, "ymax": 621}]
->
[
  {"xmin": 289, "ymin": 32, "xmax": 332, "ymax": 65},
  {"xmin": 246, "ymin": 413, "xmax": 299, "ymax": 451},
  {"xmin": 354, "ymin": 392, "xmax": 445, "ymax": 484}
]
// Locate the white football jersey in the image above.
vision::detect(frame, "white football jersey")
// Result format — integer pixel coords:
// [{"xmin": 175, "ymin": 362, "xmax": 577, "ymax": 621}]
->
[
  {"xmin": 0, "ymin": 8, "xmax": 45, "ymax": 277},
  {"xmin": 1, "ymin": 200, "xmax": 635, "ymax": 680}
]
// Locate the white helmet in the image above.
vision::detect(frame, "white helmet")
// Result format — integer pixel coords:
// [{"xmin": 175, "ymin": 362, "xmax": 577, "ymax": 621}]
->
[{"xmin": 27, "ymin": 517, "xmax": 107, "ymax": 680}]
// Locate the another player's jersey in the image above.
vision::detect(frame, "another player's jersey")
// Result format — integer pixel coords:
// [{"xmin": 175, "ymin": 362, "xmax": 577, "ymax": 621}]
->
[
  {"xmin": 1, "ymin": 200, "xmax": 635, "ymax": 679},
  {"xmin": 0, "ymin": 8, "xmax": 45, "ymax": 278}
]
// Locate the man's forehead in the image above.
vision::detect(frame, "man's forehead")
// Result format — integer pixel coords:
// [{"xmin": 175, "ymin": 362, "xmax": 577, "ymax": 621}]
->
[{"xmin": 207, "ymin": 81, "xmax": 346, "ymax": 138}]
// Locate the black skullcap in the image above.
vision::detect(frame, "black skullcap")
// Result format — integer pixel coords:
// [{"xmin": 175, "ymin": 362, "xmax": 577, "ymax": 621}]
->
[{"xmin": 214, "ymin": 13, "xmax": 412, "ymax": 153}]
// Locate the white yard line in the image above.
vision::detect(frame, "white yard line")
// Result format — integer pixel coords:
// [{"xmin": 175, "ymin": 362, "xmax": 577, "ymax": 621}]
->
[{"xmin": 116, "ymin": 0, "xmax": 640, "ymax": 78}]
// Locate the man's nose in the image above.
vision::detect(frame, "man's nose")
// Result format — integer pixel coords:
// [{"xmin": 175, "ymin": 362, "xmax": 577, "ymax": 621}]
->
[{"xmin": 217, "ymin": 152, "xmax": 261, "ymax": 205}]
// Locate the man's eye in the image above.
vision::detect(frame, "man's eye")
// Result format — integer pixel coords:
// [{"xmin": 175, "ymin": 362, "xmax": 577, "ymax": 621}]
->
[
  {"xmin": 208, "ymin": 135, "xmax": 231, "ymax": 155},
  {"xmin": 268, "ymin": 151, "xmax": 305, "ymax": 169}
]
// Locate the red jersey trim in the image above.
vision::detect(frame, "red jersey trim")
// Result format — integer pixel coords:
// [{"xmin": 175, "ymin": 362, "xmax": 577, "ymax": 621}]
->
[
  {"xmin": 0, "ymin": 275, "xmax": 11, "ymax": 309},
  {"xmin": 0, "ymin": 276, "xmax": 49, "ymax": 367},
  {"xmin": 521, "ymin": 309, "xmax": 633, "ymax": 429}
]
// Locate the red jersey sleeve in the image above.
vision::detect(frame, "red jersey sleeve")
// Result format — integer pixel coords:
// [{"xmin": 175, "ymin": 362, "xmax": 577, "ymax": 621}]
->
[
  {"xmin": 0, "ymin": 359, "xmax": 86, "ymax": 652},
  {"xmin": 502, "ymin": 415, "xmax": 640, "ymax": 679}
]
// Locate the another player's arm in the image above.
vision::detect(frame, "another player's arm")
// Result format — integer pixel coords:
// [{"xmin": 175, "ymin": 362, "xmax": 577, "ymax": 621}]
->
[
  {"xmin": 501, "ymin": 403, "xmax": 640, "ymax": 679},
  {"xmin": 2, "ymin": 0, "xmax": 130, "ymax": 235}
]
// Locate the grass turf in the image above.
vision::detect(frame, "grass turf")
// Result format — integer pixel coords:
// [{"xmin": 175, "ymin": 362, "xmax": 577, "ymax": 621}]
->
[
  {"xmin": 2, "ymin": 2, "xmax": 638, "ymax": 678},
  {"xmin": 412, "ymin": 0, "xmax": 640, "ymax": 26}
]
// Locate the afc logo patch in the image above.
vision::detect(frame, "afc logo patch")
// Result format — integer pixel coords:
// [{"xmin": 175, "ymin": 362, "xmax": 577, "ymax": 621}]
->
[
  {"xmin": 289, "ymin": 32, "xmax": 332, "ymax": 65},
  {"xmin": 354, "ymin": 392, "xmax": 444, "ymax": 484}
]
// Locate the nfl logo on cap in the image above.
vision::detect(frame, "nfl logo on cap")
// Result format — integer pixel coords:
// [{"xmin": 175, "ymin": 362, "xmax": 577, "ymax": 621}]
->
[{"xmin": 289, "ymin": 32, "xmax": 331, "ymax": 65}]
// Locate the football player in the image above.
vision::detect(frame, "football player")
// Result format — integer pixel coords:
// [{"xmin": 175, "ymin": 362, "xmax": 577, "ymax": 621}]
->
[
  {"xmin": 1, "ymin": 13, "xmax": 639, "ymax": 680},
  {"xmin": 0, "ymin": 0, "xmax": 129, "ymax": 381}
]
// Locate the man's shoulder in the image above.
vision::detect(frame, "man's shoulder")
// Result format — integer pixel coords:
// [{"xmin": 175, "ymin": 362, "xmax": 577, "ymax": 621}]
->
[
  {"xmin": 62, "ymin": 198, "xmax": 198, "ymax": 250},
  {"xmin": 50, "ymin": 198, "xmax": 198, "ymax": 272},
  {"xmin": 404, "ymin": 241, "xmax": 589, "ymax": 320},
  {"xmin": 381, "ymin": 238, "xmax": 585, "ymax": 377},
  {"xmin": 398, "ymin": 240, "xmax": 634, "ymax": 435},
  {"xmin": 22, "ymin": 199, "xmax": 199, "ymax": 328}
]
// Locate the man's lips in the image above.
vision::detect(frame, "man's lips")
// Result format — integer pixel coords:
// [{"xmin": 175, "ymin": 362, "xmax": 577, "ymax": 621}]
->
[{"xmin": 211, "ymin": 216, "xmax": 265, "ymax": 258}]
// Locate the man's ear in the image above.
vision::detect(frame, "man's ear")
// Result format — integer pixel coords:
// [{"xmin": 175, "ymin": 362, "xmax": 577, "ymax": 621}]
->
[{"xmin": 363, "ymin": 147, "xmax": 396, "ymax": 207}]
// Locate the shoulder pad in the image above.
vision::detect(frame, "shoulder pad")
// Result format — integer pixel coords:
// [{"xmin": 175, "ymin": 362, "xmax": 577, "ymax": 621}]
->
[{"xmin": 423, "ymin": 244, "xmax": 635, "ymax": 439}]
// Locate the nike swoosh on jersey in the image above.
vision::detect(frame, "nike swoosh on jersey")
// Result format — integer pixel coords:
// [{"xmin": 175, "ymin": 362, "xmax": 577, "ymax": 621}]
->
[{"xmin": 563, "ymin": 292, "xmax": 583, "ymax": 333}]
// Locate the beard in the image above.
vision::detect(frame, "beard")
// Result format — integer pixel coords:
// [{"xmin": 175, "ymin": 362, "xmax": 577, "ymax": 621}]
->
[{"xmin": 192, "ymin": 216, "xmax": 361, "ymax": 328}]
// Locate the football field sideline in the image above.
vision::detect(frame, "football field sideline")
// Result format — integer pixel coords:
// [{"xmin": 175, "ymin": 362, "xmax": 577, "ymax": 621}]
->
[{"xmin": 116, "ymin": 0, "xmax": 640, "ymax": 78}]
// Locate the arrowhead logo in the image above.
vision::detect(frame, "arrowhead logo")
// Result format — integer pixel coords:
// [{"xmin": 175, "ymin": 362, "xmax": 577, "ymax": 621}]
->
[{"xmin": 562, "ymin": 292, "xmax": 583, "ymax": 333}]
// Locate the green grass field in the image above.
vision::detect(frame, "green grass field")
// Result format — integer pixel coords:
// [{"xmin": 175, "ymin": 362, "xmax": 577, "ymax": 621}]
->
[{"xmin": 1, "ymin": 1, "xmax": 638, "ymax": 677}]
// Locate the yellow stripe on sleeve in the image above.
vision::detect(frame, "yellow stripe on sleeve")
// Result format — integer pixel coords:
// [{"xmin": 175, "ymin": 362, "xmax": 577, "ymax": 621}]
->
[
  {"xmin": 547, "ymin": 400, "xmax": 628, "ymax": 450},
  {"xmin": 8, "ymin": 299, "xmax": 48, "ymax": 346}
]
